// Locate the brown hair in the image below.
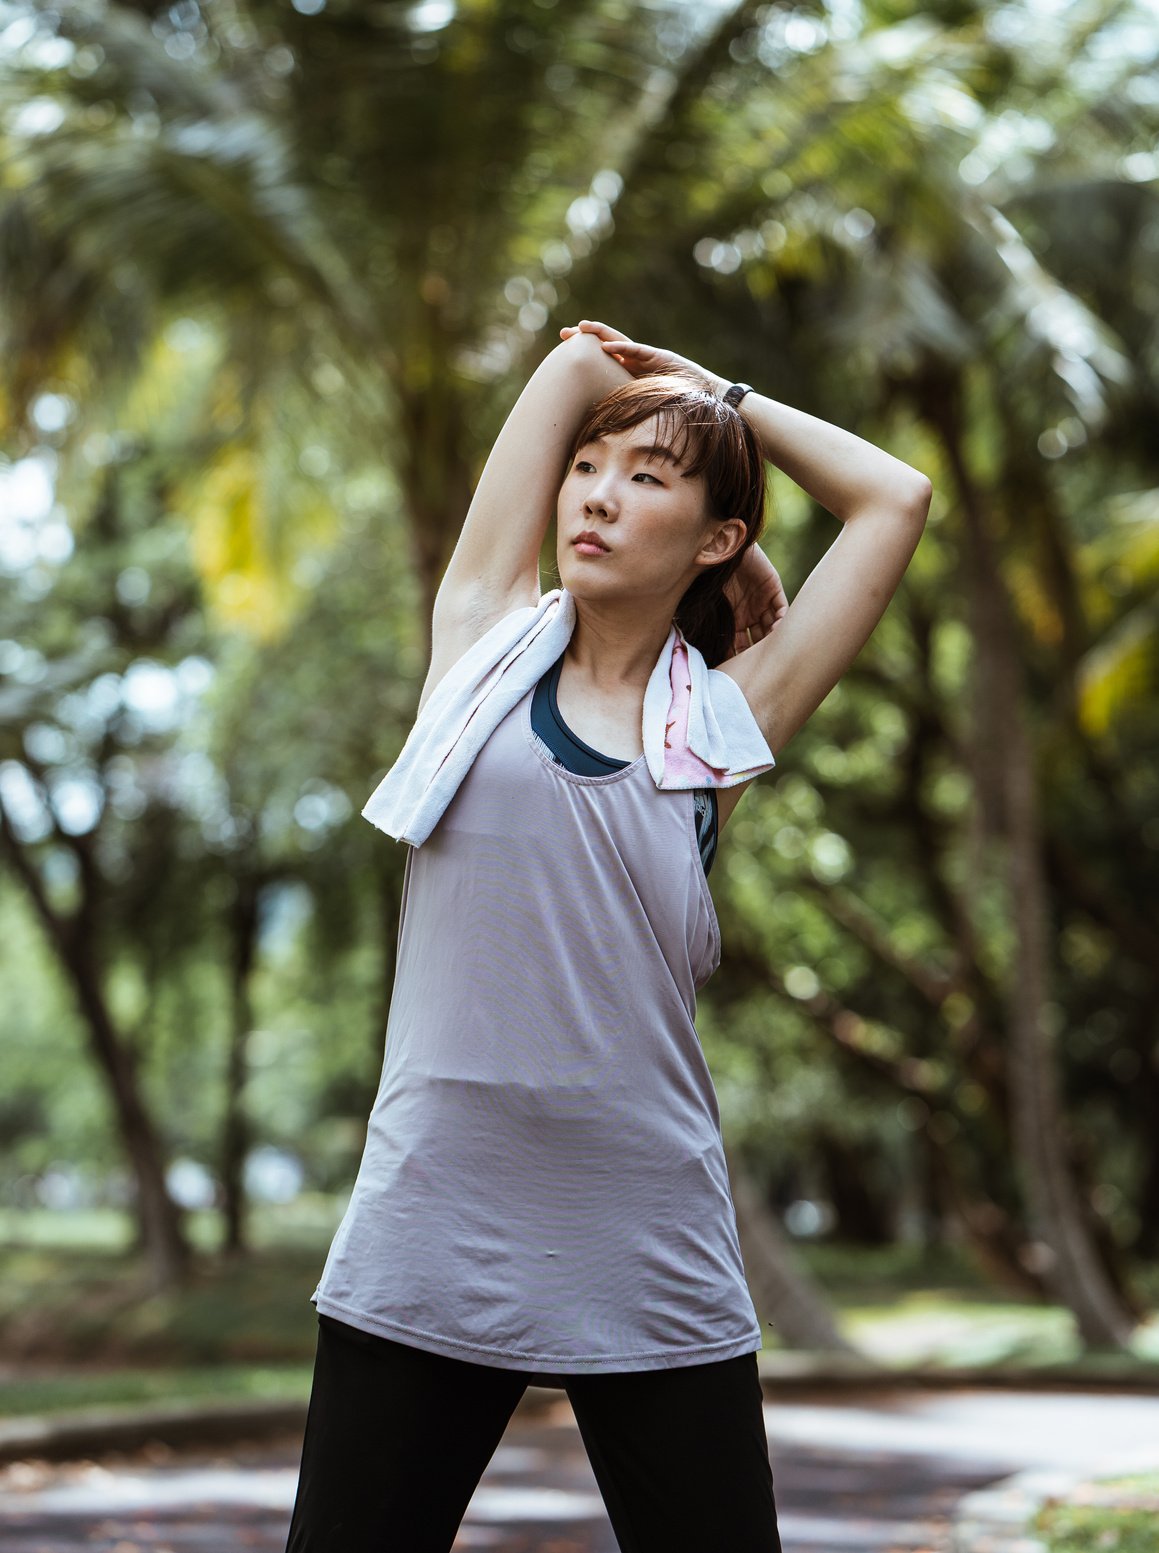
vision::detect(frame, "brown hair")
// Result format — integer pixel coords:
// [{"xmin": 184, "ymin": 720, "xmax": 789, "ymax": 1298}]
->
[{"xmin": 564, "ymin": 372, "xmax": 768, "ymax": 667}]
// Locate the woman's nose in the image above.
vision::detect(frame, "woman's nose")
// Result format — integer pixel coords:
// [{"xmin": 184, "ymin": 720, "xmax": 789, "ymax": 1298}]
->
[{"xmin": 584, "ymin": 480, "xmax": 617, "ymax": 516}]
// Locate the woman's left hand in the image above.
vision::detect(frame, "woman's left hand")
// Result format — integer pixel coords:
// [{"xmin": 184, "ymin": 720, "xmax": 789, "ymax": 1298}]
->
[
  {"xmin": 559, "ymin": 320, "xmax": 724, "ymax": 395},
  {"xmin": 724, "ymin": 545, "xmax": 788, "ymax": 659}
]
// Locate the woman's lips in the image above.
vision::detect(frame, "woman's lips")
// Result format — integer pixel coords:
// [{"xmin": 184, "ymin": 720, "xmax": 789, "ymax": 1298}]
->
[{"xmin": 574, "ymin": 542, "xmax": 610, "ymax": 556}]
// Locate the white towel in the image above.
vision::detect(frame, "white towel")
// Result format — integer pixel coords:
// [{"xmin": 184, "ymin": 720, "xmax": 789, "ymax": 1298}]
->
[{"xmin": 362, "ymin": 587, "xmax": 776, "ymax": 847}]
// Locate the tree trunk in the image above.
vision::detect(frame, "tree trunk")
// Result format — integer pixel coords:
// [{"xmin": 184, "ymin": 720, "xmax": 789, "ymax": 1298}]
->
[
  {"xmin": 817, "ymin": 1135, "xmax": 892, "ymax": 1245},
  {"xmin": 70, "ymin": 948, "xmax": 191, "ymax": 1292},
  {"xmin": 396, "ymin": 378, "xmax": 476, "ymax": 656},
  {"xmin": 0, "ymin": 807, "xmax": 192, "ymax": 1292},
  {"xmin": 220, "ymin": 873, "xmax": 260, "ymax": 1258},
  {"xmin": 927, "ymin": 377, "xmax": 1136, "ymax": 1349},
  {"xmin": 951, "ymin": 1194, "xmax": 1048, "ymax": 1300},
  {"xmin": 1134, "ymin": 1046, "xmax": 1159, "ymax": 1257},
  {"xmin": 724, "ymin": 1144, "xmax": 857, "ymax": 1354}
]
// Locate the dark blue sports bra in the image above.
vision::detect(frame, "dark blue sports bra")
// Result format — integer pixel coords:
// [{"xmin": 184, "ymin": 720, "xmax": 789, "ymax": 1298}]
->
[{"xmin": 530, "ymin": 649, "xmax": 718, "ymax": 877}]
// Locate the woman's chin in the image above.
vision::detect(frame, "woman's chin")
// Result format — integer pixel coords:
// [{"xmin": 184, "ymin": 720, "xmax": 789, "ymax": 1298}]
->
[{"xmin": 560, "ymin": 555, "xmax": 618, "ymax": 588}]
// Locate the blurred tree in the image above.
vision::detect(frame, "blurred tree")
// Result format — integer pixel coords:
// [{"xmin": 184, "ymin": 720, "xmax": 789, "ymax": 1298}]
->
[
  {"xmin": 0, "ymin": 444, "xmax": 205, "ymax": 1290},
  {"xmin": 2, "ymin": 0, "xmax": 1156, "ymax": 1348},
  {"xmin": 1, "ymin": 0, "xmax": 864, "ymax": 1337},
  {"xmin": 0, "ymin": 0, "xmax": 770, "ymax": 636},
  {"xmin": 569, "ymin": 0, "xmax": 1155, "ymax": 1344}
]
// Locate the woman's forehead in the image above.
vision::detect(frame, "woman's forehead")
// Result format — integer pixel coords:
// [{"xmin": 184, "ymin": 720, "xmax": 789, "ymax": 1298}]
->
[{"xmin": 579, "ymin": 416, "xmax": 688, "ymax": 463}]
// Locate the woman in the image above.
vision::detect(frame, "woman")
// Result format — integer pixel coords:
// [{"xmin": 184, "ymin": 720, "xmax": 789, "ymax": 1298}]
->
[{"xmin": 285, "ymin": 319, "xmax": 932, "ymax": 1553}]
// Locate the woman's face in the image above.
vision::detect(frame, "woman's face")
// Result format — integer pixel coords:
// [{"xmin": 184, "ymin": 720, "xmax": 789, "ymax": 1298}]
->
[{"xmin": 556, "ymin": 415, "xmax": 726, "ymax": 603}]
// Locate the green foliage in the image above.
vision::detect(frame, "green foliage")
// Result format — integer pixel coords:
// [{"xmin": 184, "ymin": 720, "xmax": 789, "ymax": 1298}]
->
[
  {"xmin": 0, "ymin": 1233, "xmax": 331, "ymax": 1363},
  {"xmin": 1035, "ymin": 1474, "xmax": 1159, "ymax": 1553},
  {"xmin": 0, "ymin": 1362, "xmax": 313, "ymax": 1421},
  {"xmin": 0, "ymin": 0, "xmax": 1157, "ymax": 1330}
]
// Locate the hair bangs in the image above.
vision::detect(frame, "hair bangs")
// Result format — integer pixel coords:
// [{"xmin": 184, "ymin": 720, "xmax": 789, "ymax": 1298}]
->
[{"xmin": 566, "ymin": 374, "xmax": 725, "ymax": 480}]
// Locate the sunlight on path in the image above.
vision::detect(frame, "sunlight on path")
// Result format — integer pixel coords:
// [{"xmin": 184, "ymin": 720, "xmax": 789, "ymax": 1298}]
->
[
  {"xmin": 2, "ymin": 1390, "xmax": 1159, "ymax": 1552},
  {"xmin": 763, "ymin": 1390, "xmax": 1159, "ymax": 1471}
]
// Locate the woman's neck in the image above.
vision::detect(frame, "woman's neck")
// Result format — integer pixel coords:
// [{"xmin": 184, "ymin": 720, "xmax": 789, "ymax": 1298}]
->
[{"xmin": 564, "ymin": 599, "xmax": 674, "ymax": 692}]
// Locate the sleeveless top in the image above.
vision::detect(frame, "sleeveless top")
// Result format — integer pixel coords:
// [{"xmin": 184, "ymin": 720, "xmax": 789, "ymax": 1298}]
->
[
  {"xmin": 529, "ymin": 647, "xmax": 718, "ymax": 876},
  {"xmin": 310, "ymin": 668, "xmax": 761, "ymax": 1376}
]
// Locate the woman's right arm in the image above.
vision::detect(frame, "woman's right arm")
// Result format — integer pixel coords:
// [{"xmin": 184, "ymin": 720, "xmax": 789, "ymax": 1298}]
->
[{"xmin": 429, "ymin": 329, "xmax": 630, "ymax": 641}]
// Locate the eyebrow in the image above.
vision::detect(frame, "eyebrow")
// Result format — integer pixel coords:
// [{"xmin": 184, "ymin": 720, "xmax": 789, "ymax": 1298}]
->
[
  {"xmin": 635, "ymin": 443, "xmax": 685, "ymax": 467},
  {"xmin": 581, "ymin": 438, "xmax": 687, "ymax": 468}
]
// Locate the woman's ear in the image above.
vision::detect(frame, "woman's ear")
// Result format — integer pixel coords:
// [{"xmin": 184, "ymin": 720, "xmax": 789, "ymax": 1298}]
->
[{"xmin": 704, "ymin": 518, "xmax": 748, "ymax": 565}]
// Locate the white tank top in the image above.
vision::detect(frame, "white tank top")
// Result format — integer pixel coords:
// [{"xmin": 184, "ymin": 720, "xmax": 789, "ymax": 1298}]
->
[{"xmin": 311, "ymin": 684, "xmax": 762, "ymax": 1373}]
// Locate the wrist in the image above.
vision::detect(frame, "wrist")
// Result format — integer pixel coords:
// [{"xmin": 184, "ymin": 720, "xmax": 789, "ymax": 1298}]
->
[{"xmin": 720, "ymin": 381, "xmax": 756, "ymax": 410}]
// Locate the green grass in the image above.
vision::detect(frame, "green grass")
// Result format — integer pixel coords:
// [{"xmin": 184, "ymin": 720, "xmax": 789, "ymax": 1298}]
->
[
  {"xmin": 0, "ymin": 1363, "xmax": 313, "ymax": 1419},
  {"xmin": 794, "ymin": 1241, "xmax": 1159, "ymax": 1371},
  {"xmin": 797, "ymin": 1240, "xmax": 997, "ymax": 1298},
  {"xmin": 0, "ymin": 1196, "xmax": 345, "ymax": 1255},
  {"xmin": 0, "ymin": 1243, "xmax": 325, "ymax": 1366},
  {"xmin": 1, "ymin": 1210, "xmax": 1156, "ymax": 1420},
  {"xmin": 1035, "ymin": 1472, "xmax": 1159, "ymax": 1552},
  {"xmin": 0, "ymin": 1204, "xmax": 341, "ymax": 1369}
]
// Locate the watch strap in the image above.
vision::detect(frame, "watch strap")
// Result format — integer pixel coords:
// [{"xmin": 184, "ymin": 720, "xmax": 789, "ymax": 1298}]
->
[{"xmin": 723, "ymin": 382, "xmax": 754, "ymax": 408}]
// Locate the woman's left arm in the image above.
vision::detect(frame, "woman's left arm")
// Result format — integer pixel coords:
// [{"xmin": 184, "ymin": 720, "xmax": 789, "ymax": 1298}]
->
[
  {"xmin": 561, "ymin": 321, "xmax": 933, "ymax": 756},
  {"xmin": 721, "ymin": 387, "xmax": 931, "ymax": 755}
]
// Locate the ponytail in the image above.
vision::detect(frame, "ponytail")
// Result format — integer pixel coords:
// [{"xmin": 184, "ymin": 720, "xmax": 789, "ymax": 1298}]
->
[{"xmin": 674, "ymin": 551, "xmax": 749, "ymax": 669}]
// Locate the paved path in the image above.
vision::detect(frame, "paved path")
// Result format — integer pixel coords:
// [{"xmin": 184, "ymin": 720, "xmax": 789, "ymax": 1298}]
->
[{"xmin": 2, "ymin": 1388, "xmax": 1158, "ymax": 1551}]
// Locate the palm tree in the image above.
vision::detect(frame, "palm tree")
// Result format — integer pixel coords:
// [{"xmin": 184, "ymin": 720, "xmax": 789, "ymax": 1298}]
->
[
  {"xmin": 2, "ymin": 0, "xmax": 851, "ymax": 1322},
  {"xmin": 568, "ymin": 0, "xmax": 1154, "ymax": 1344},
  {"xmin": 3, "ymin": 0, "xmax": 1154, "ymax": 1341}
]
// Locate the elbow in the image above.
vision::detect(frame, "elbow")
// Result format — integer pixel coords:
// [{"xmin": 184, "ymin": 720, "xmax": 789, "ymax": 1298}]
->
[
  {"xmin": 551, "ymin": 328, "xmax": 626, "ymax": 392},
  {"xmin": 553, "ymin": 329, "xmax": 607, "ymax": 371},
  {"xmin": 902, "ymin": 472, "xmax": 933, "ymax": 525},
  {"xmin": 847, "ymin": 470, "xmax": 932, "ymax": 528}
]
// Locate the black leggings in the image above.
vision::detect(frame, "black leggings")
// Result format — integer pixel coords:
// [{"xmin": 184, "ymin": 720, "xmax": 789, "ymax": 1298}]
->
[{"xmin": 285, "ymin": 1313, "xmax": 782, "ymax": 1553}]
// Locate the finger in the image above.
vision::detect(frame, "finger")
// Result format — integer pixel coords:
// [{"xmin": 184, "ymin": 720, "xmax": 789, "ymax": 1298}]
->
[
  {"xmin": 580, "ymin": 320, "xmax": 631, "ymax": 342},
  {"xmin": 602, "ymin": 343, "xmax": 650, "ymax": 366}
]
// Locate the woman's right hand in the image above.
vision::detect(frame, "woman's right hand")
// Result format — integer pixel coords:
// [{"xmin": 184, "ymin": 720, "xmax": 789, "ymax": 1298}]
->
[
  {"xmin": 723, "ymin": 544, "xmax": 789, "ymax": 658},
  {"xmin": 559, "ymin": 320, "xmax": 725, "ymax": 396}
]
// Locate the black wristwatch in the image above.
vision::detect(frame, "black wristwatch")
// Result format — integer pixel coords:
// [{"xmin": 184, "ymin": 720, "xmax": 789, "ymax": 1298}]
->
[{"xmin": 722, "ymin": 382, "xmax": 754, "ymax": 408}]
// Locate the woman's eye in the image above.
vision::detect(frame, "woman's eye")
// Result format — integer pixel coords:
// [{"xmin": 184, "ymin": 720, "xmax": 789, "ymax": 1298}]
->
[{"xmin": 572, "ymin": 462, "xmax": 659, "ymax": 483}]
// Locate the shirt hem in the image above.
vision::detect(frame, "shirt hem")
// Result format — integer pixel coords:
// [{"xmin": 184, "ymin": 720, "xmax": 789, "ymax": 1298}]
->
[{"xmin": 310, "ymin": 1292, "xmax": 762, "ymax": 1375}]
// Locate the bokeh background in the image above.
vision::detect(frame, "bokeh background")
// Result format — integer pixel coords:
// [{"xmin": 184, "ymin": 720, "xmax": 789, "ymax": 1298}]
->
[{"xmin": 2, "ymin": 0, "xmax": 1157, "ymax": 1416}]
